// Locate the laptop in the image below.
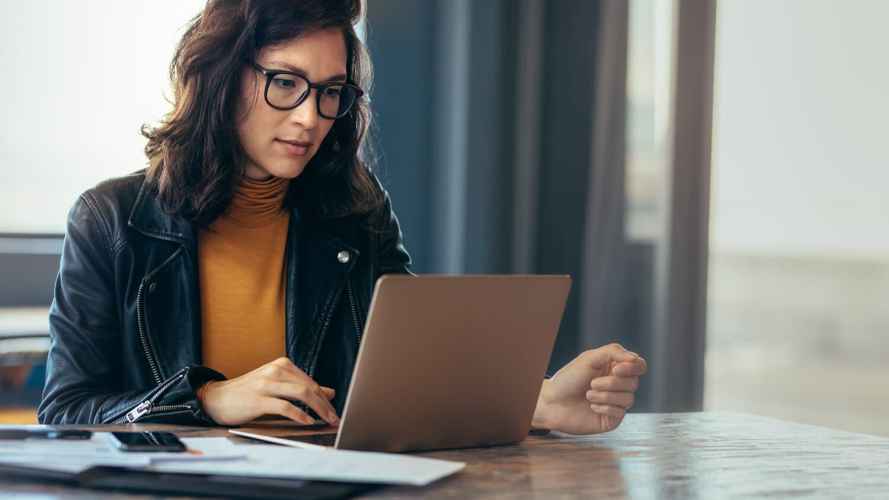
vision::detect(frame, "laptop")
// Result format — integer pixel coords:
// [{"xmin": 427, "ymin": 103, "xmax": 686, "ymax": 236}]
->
[{"xmin": 231, "ymin": 274, "xmax": 571, "ymax": 453}]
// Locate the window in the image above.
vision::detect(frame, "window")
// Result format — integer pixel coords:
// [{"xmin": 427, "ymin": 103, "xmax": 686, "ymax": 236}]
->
[
  {"xmin": 706, "ymin": 0, "xmax": 889, "ymax": 436},
  {"xmin": 0, "ymin": 1, "xmax": 206, "ymax": 234}
]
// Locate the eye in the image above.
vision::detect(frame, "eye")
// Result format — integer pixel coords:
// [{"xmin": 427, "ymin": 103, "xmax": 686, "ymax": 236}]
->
[
  {"xmin": 322, "ymin": 86, "xmax": 343, "ymax": 98},
  {"xmin": 271, "ymin": 76, "xmax": 298, "ymax": 90}
]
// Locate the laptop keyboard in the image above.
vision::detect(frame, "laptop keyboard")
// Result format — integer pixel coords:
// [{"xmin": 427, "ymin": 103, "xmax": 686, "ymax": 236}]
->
[{"xmin": 283, "ymin": 433, "xmax": 337, "ymax": 447}]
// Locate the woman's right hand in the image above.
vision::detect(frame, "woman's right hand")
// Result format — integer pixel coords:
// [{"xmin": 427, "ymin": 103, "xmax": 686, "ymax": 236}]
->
[{"xmin": 197, "ymin": 357, "xmax": 339, "ymax": 426}]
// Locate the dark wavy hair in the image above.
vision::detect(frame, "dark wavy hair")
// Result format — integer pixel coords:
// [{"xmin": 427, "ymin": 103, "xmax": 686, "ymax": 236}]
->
[{"xmin": 143, "ymin": 0, "xmax": 382, "ymax": 227}]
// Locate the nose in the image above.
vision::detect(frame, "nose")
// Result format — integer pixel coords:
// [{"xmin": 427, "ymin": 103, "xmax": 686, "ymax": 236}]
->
[{"xmin": 288, "ymin": 89, "xmax": 320, "ymax": 130}]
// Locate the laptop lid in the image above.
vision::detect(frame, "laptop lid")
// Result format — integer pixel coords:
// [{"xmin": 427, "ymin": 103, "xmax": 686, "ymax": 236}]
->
[{"xmin": 335, "ymin": 274, "xmax": 571, "ymax": 453}]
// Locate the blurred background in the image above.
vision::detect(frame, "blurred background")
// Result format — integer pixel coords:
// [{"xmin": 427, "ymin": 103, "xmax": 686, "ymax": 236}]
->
[{"xmin": 0, "ymin": 0, "xmax": 885, "ymax": 436}]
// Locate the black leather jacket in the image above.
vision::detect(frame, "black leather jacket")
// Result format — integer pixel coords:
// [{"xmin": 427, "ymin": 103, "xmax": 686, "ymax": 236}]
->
[{"xmin": 37, "ymin": 171, "xmax": 411, "ymax": 425}]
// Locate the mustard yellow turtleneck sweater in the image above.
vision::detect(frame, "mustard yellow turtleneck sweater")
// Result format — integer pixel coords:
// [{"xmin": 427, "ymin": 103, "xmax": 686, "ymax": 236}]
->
[{"xmin": 199, "ymin": 175, "xmax": 290, "ymax": 379}]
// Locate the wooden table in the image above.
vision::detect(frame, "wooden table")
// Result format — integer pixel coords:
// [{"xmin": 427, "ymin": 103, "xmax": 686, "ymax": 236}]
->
[{"xmin": 1, "ymin": 412, "xmax": 887, "ymax": 498}]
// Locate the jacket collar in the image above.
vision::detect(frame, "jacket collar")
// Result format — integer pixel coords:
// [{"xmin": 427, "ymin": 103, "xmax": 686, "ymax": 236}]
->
[
  {"xmin": 126, "ymin": 176, "xmax": 360, "ymax": 255},
  {"xmin": 127, "ymin": 179, "xmax": 195, "ymax": 244}
]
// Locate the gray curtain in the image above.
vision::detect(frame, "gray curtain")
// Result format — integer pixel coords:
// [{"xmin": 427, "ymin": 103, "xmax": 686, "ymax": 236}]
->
[
  {"xmin": 366, "ymin": 0, "xmax": 635, "ymax": 381},
  {"xmin": 366, "ymin": 0, "xmax": 714, "ymax": 412}
]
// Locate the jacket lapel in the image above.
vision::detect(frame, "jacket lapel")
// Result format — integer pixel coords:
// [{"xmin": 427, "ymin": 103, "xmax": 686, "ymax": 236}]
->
[
  {"xmin": 288, "ymin": 211, "xmax": 359, "ymax": 376},
  {"xmin": 127, "ymin": 181, "xmax": 202, "ymax": 377}
]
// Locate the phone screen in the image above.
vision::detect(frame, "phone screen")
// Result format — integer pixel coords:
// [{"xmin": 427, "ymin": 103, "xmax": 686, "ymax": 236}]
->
[{"xmin": 110, "ymin": 432, "xmax": 186, "ymax": 452}]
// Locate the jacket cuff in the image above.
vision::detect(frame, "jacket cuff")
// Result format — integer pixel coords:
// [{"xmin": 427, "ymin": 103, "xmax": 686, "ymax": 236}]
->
[
  {"xmin": 185, "ymin": 365, "xmax": 226, "ymax": 393},
  {"xmin": 185, "ymin": 365, "xmax": 226, "ymax": 425},
  {"xmin": 125, "ymin": 365, "xmax": 226, "ymax": 426}
]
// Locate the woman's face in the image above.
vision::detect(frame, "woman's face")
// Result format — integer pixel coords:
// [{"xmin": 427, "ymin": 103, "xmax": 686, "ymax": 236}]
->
[{"xmin": 237, "ymin": 28, "xmax": 347, "ymax": 181}]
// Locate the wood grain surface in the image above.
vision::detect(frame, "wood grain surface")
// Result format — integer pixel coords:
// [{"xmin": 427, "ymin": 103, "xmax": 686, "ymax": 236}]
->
[{"xmin": 1, "ymin": 412, "xmax": 887, "ymax": 499}]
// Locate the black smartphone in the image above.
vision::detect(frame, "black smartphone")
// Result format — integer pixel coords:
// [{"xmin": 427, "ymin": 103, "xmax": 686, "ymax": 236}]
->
[{"xmin": 109, "ymin": 432, "xmax": 187, "ymax": 452}]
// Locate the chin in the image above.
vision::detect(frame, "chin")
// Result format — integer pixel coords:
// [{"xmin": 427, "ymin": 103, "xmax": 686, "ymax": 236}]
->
[{"xmin": 265, "ymin": 160, "xmax": 308, "ymax": 179}]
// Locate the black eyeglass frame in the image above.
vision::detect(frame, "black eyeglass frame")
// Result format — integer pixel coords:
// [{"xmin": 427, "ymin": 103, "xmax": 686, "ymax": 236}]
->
[{"xmin": 250, "ymin": 62, "xmax": 364, "ymax": 119}]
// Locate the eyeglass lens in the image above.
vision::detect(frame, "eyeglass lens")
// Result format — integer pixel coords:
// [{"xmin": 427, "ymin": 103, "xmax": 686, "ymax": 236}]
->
[{"xmin": 266, "ymin": 73, "xmax": 358, "ymax": 118}]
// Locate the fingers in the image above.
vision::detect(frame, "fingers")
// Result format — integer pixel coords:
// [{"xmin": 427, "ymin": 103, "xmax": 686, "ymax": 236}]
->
[
  {"xmin": 265, "ymin": 381, "xmax": 339, "ymax": 424},
  {"xmin": 586, "ymin": 389, "xmax": 634, "ymax": 409},
  {"xmin": 260, "ymin": 358, "xmax": 338, "ymax": 424},
  {"xmin": 611, "ymin": 359, "xmax": 647, "ymax": 377},
  {"xmin": 589, "ymin": 375, "xmax": 638, "ymax": 393},
  {"xmin": 603, "ymin": 343, "xmax": 640, "ymax": 361},
  {"xmin": 298, "ymin": 388, "xmax": 339, "ymax": 424},
  {"xmin": 320, "ymin": 386, "xmax": 336, "ymax": 400},
  {"xmin": 262, "ymin": 397, "xmax": 315, "ymax": 425},
  {"xmin": 589, "ymin": 403, "xmax": 626, "ymax": 420},
  {"xmin": 583, "ymin": 343, "xmax": 645, "ymax": 370}
]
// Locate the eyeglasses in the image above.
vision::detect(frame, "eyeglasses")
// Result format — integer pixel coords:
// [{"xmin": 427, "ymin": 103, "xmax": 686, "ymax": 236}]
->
[{"xmin": 250, "ymin": 62, "xmax": 364, "ymax": 119}]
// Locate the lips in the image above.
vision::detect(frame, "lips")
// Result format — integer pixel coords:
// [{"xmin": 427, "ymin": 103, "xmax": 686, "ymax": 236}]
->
[
  {"xmin": 276, "ymin": 138, "xmax": 311, "ymax": 157},
  {"xmin": 277, "ymin": 138, "xmax": 312, "ymax": 147}
]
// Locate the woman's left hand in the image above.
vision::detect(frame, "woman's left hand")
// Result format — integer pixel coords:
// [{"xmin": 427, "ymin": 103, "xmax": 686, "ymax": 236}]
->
[{"xmin": 532, "ymin": 343, "xmax": 647, "ymax": 435}]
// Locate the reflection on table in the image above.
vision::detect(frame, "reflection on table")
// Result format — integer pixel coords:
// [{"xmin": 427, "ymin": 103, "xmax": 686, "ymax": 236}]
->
[{"xmin": 1, "ymin": 412, "xmax": 887, "ymax": 498}]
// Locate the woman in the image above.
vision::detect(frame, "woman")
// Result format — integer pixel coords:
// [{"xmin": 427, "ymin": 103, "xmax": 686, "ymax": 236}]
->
[{"xmin": 38, "ymin": 0, "xmax": 646, "ymax": 435}]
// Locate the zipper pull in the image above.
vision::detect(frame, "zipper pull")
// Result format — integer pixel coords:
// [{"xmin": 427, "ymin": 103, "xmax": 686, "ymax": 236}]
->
[{"xmin": 125, "ymin": 400, "xmax": 152, "ymax": 423}]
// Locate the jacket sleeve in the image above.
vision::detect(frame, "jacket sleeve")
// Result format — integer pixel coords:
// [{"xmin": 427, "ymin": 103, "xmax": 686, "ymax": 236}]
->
[{"xmin": 37, "ymin": 193, "xmax": 224, "ymax": 425}]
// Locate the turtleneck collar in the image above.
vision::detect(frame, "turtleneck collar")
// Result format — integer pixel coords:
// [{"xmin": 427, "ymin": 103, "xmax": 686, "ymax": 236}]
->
[{"xmin": 225, "ymin": 175, "xmax": 290, "ymax": 228}]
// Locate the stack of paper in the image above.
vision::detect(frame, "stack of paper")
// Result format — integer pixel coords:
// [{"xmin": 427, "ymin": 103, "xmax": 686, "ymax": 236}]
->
[
  {"xmin": 0, "ymin": 435, "xmax": 465, "ymax": 486},
  {"xmin": 0, "ymin": 434, "xmax": 244, "ymax": 472}
]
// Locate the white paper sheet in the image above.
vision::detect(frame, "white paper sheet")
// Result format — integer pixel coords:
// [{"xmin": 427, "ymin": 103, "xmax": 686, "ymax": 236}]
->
[
  {"xmin": 0, "ymin": 434, "xmax": 245, "ymax": 472},
  {"xmin": 153, "ymin": 442, "xmax": 466, "ymax": 486},
  {"xmin": 0, "ymin": 454, "xmax": 150, "ymax": 473}
]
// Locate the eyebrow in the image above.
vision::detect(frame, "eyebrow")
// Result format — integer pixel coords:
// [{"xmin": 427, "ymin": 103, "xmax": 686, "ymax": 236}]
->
[{"xmin": 265, "ymin": 60, "xmax": 347, "ymax": 83}]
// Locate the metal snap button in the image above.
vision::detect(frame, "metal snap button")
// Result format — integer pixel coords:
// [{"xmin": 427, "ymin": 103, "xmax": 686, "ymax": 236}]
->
[
  {"xmin": 337, "ymin": 250, "xmax": 351, "ymax": 264},
  {"xmin": 148, "ymin": 282, "xmax": 157, "ymax": 294}
]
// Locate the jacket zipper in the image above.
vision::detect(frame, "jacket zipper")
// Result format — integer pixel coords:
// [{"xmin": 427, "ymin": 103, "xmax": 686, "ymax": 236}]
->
[
  {"xmin": 136, "ymin": 280, "xmax": 163, "ymax": 385},
  {"xmin": 345, "ymin": 279, "xmax": 363, "ymax": 352},
  {"xmin": 308, "ymin": 294, "xmax": 338, "ymax": 377},
  {"xmin": 134, "ymin": 245, "xmax": 187, "ymax": 386},
  {"xmin": 114, "ymin": 369, "xmax": 190, "ymax": 423},
  {"xmin": 124, "ymin": 402, "xmax": 192, "ymax": 423},
  {"xmin": 308, "ymin": 271, "xmax": 358, "ymax": 377}
]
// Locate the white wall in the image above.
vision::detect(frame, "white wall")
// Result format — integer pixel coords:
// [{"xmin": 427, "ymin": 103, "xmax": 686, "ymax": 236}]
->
[
  {"xmin": 0, "ymin": 1, "xmax": 205, "ymax": 234},
  {"xmin": 711, "ymin": 0, "xmax": 889, "ymax": 258}
]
